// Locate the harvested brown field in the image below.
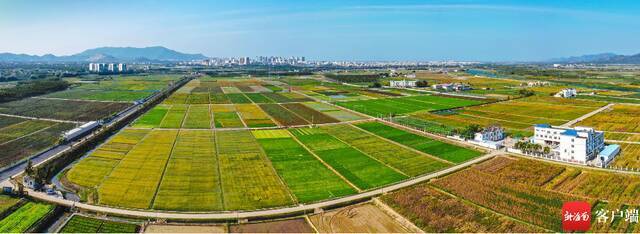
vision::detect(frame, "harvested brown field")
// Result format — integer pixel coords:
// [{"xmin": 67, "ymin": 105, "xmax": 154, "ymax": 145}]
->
[
  {"xmin": 229, "ymin": 218, "xmax": 314, "ymax": 233},
  {"xmin": 309, "ymin": 203, "xmax": 411, "ymax": 233},
  {"xmin": 144, "ymin": 224, "xmax": 227, "ymax": 233},
  {"xmin": 382, "ymin": 185, "xmax": 543, "ymax": 232}
]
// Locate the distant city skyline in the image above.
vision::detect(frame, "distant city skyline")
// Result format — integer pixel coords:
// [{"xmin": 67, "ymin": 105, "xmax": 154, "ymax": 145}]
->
[{"xmin": 1, "ymin": 0, "xmax": 639, "ymax": 61}]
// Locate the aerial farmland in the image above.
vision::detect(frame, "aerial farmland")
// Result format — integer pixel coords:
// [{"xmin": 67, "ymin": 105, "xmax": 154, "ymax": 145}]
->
[
  {"xmin": 62, "ymin": 77, "xmax": 486, "ymax": 213},
  {"xmin": 2, "ymin": 65, "xmax": 640, "ymax": 233}
]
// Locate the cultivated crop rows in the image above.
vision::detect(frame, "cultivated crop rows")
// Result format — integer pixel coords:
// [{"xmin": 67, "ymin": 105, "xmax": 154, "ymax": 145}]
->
[
  {"xmin": 406, "ymin": 95, "xmax": 606, "ymax": 137},
  {"xmin": 0, "ymin": 118, "xmax": 75, "ymax": 168},
  {"xmin": 416, "ymin": 156, "xmax": 640, "ymax": 232},
  {"xmin": 59, "ymin": 215, "xmax": 139, "ymax": 233},
  {"xmin": 67, "ymin": 120, "xmax": 482, "ymax": 211},
  {"xmin": 335, "ymin": 95, "xmax": 484, "ymax": 117}
]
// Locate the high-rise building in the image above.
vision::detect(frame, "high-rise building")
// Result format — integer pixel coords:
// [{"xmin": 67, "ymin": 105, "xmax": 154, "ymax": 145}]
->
[
  {"xmin": 89, "ymin": 63, "xmax": 127, "ymax": 73},
  {"xmin": 118, "ymin": 63, "xmax": 127, "ymax": 72},
  {"xmin": 108, "ymin": 63, "xmax": 116, "ymax": 72}
]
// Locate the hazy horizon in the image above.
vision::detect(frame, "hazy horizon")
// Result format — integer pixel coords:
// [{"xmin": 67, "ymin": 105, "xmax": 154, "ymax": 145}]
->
[{"xmin": 1, "ymin": 0, "xmax": 639, "ymax": 61}]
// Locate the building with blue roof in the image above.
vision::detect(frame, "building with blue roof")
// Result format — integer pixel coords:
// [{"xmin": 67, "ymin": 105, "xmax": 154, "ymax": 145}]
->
[{"xmin": 599, "ymin": 144, "xmax": 621, "ymax": 167}]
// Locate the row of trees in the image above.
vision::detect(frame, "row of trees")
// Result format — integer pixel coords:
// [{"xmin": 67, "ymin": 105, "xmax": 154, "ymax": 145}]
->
[
  {"xmin": 452, "ymin": 124, "xmax": 483, "ymax": 140},
  {"xmin": 0, "ymin": 79, "xmax": 69, "ymax": 103},
  {"xmin": 514, "ymin": 141, "xmax": 551, "ymax": 155},
  {"xmin": 324, "ymin": 73, "xmax": 383, "ymax": 83}
]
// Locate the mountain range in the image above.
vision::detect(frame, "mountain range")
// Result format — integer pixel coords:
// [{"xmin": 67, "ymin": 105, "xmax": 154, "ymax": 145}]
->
[
  {"xmin": 549, "ymin": 52, "xmax": 640, "ymax": 64},
  {"xmin": 0, "ymin": 46, "xmax": 208, "ymax": 63}
]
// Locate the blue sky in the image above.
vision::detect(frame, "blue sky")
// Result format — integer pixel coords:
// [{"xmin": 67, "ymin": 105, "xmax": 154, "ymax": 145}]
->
[{"xmin": 1, "ymin": 0, "xmax": 639, "ymax": 61}]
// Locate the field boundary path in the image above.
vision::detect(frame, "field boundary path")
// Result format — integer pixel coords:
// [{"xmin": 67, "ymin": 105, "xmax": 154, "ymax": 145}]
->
[
  {"xmin": 25, "ymin": 152, "xmax": 497, "ymax": 220},
  {"xmin": 0, "ymin": 113, "xmax": 83, "ymax": 124},
  {"xmin": 560, "ymin": 103, "xmax": 614, "ymax": 128}
]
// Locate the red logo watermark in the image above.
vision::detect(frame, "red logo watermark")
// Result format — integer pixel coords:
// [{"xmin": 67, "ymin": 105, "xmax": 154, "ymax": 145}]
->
[{"xmin": 562, "ymin": 201, "xmax": 591, "ymax": 231}]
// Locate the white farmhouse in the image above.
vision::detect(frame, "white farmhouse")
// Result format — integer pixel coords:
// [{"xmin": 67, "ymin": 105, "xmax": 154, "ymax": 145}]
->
[
  {"xmin": 474, "ymin": 125, "xmax": 505, "ymax": 142},
  {"xmin": 389, "ymin": 80, "xmax": 417, "ymax": 88},
  {"xmin": 533, "ymin": 124, "xmax": 606, "ymax": 164},
  {"xmin": 554, "ymin": 88, "xmax": 577, "ymax": 98}
]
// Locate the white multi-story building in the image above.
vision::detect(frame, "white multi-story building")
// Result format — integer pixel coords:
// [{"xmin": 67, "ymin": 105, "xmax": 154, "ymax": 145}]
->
[
  {"xmin": 108, "ymin": 63, "xmax": 116, "ymax": 72},
  {"xmin": 475, "ymin": 125, "xmax": 505, "ymax": 142},
  {"xmin": 389, "ymin": 80, "xmax": 417, "ymax": 88},
  {"xmin": 555, "ymin": 88, "xmax": 577, "ymax": 98},
  {"xmin": 533, "ymin": 124, "xmax": 605, "ymax": 164},
  {"xmin": 117, "ymin": 63, "xmax": 127, "ymax": 72},
  {"xmin": 89, "ymin": 63, "xmax": 126, "ymax": 73},
  {"xmin": 431, "ymin": 83, "xmax": 471, "ymax": 91}
]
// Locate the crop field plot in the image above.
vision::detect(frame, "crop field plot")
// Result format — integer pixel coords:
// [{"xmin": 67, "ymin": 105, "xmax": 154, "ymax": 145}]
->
[
  {"xmin": 391, "ymin": 116, "xmax": 457, "ymax": 135},
  {"xmin": 302, "ymin": 102, "xmax": 366, "ymax": 122},
  {"xmin": 309, "ymin": 203, "xmax": 411, "ymax": 233},
  {"xmin": 480, "ymin": 156, "xmax": 640, "ymax": 206},
  {"xmin": 65, "ymin": 129, "xmax": 153, "ymax": 188},
  {"xmin": 354, "ymin": 122, "xmax": 482, "ymax": 163},
  {"xmin": 324, "ymin": 124, "xmax": 451, "ymax": 176},
  {"xmin": 163, "ymin": 93, "xmax": 188, "ymax": 104},
  {"xmin": 261, "ymin": 92, "xmax": 308, "ymax": 103},
  {"xmin": 144, "ymin": 224, "xmax": 227, "ymax": 233},
  {"xmin": 577, "ymin": 104, "xmax": 640, "ymax": 133},
  {"xmin": 431, "ymin": 155, "xmax": 640, "ymax": 231},
  {"xmin": 235, "ymin": 104, "xmax": 276, "ymax": 128},
  {"xmin": 0, "ymin": 116, "xmax": 26, "ymax": 128},
  {"xmin": 610, "ymin": 143, "xmax": 640, "ymax": 168},
  {"xmin": 60, "ymin": 215, "xmax": 139, "ymax": 233},
  {"xmin": 259, "ymin": 104, "xmax": 309, "ymax": 126},
  {"xmin": 210, "ymin": 93, "xmax": 231, "ymax": 104},
  {"xmin": 153, "ymin": 130, "xmax": 222, "ymax": 211},
  {"xmin": 50, "ymin": 75, "xmax": 180, "ymax": 102},
  {"xmin": 253, "ymin": 129, "xmax": 356, "ymax": 203},
  {"xmin": 47, "ymin": 89, "xmax": 153, "ymax": 102},
  {"xmin": 216, "ymin": 130, "xmax": 293, "ymax": 210},
  {"xmin": 211, "ymin": 105, "xmax": 245, "ymax": 128},
  {"xmin": 244, "ymin": 93, "xmax": 275, "ymax": 103},
  {"xmin": 466, "ymin": 96, "xmax": 604, "ymax": 123},
  {"xmin": 381, "ymin": 186, "xmax": 542, "ymax": 232},
  {"xmin": 282, "ymin": 103, "xmax": 339, "ymax": 124},
  {"xmin": 280, "ymin": 92, "xmax": 313, "ymax": 102},
  {"xmin": 74, "ymin": 75, "xmax": 181, "ymax": 92},
  {"xmin": 410, "ymin": 96, "xmax": 605, "ymax": 137},
  {"xmin": 98, "ymin": 130, "xmax": 178, "ymax": 209},
  {"xmin": 0, "ymin": 121, "xmax": 74, "ymax": 168},
  {"xmin": 249, "ymin": 85, "xmax": 272, "ymax": 93},
  {"xmin": 0, "ymin": 119, "xmax": 54, "ymax": 144},
  {"xmin": 290, "ymin": 127, "xmax": 407, "ymax": 190},
  {"xmin": 0, "ymin": 195, "xmax": 20, "ymax": 214},
  {"xmin": 159, "ymin": 105, "xmax": 187, "ymax": 128},
  {"xmin": 132, "ymin": 105, "xmax": 169, "ymax": 128},
  {"xmin": 186, "ymin": 92, "xmax": 210, "ymax": 104},
  {"xmin": 263, "ymin": 84, "xmax": 283, "ymax": 92},
  {"xmin": 0, "ymin": 98, "xmax": 130, "ymax": 122},
  {"xmin": 335, "ymin": 95, "xmax": 484, "ymax": 117},
  {"xmin": 221, "ymin": 86, "xmax": 242, "ymax": 94},
  {"xmin": 0, "ymin": 202, "xmax": 54, "ymax": 233},
  {"xmin": 226, "ymin": 93, "xmax": 252, "ymax": 104},
  {"xmin": 359, "ymin": 89, "xmax": 404, "ymax": 98},
  {"xmin": 229, "ymin": 218, "xmax": 315, "ymax": 233},
  {"xmin": 432, "ymin": 164, "xmax": 582, "ymax": 231},
  {"xmin": 182, "ymin": 105, "xmax": 212, "ymax": 129}
]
